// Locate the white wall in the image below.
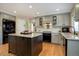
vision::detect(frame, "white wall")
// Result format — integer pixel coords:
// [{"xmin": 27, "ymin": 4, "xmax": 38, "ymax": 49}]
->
[
  {"xmin": 16, "ymin": 17, "xmax": 33, "ymax": 33},
  {"xmin": 16, "ymin": 17, "xmax": 26, "ymax": 34}
]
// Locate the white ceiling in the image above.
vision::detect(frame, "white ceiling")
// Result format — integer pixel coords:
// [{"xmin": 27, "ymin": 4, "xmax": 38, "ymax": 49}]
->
[{"xmin": 0, "ymin": 3, "xmax": 75, "ymax": 18}]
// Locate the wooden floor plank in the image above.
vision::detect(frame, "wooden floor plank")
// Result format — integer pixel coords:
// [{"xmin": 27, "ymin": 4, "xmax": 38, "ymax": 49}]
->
[
  {"xmin": 39, "ymin": 42, "xmax": 65, "ymax": 56},
  {"xmin": 0, "ymin": 42, "xmax": 65, "ymax": 56}
]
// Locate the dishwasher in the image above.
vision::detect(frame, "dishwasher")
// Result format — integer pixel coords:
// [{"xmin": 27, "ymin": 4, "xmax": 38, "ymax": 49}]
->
[{"xmin": 43, "ymin": 31, "xmax": 51, "ymax": 42}]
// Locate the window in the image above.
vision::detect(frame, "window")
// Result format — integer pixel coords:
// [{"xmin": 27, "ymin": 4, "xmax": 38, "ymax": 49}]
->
[
  {"xmin": 71, "ymin": 16, "xmax": 79, "ymax": 32},
  {"xmin": 74, "ymin": 21, "xmax": 79, "ymax": 32}
]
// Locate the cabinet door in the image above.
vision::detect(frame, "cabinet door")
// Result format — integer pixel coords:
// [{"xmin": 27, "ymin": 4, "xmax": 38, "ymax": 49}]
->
[
  {"xmin": 51, "ymin": 34, "xmax": 59, "ymax": 44},
  {"xmin": 31, "ymin": 35, "xmax": 43, "ymax": 56},
  {"xmin": 37, "ymin": 35, "xmax": 42, "ymax": 53},
  {"xmin": 8, "ymin": 36, "xmax": 16, "ymax": 54},
  {"xmin": 57, "ymin": 15, "xmax": 64, "ymax": 26},
  {"xmin": 16, "ymin": 37, "xmax": 27, "ymax": 56},
  {"xmin": 63, "ymin": 14, "xmax": 70, "ymax": 26},
  {"xmin": 75, "ymin": 5, "xmax": 79, "ymax": 21},
  {"xmin": 58, "ymin": 33, "xmax": 65, "ymax": 45},
  {"xmin": 58, "ymin": 34, "xmax": 63, "ymax": 45}
]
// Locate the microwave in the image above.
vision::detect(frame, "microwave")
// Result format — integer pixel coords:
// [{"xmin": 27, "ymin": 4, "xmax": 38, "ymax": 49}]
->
[{"xmin": 62, "ymin": 26, "xmax": 70, "ymax": 32}]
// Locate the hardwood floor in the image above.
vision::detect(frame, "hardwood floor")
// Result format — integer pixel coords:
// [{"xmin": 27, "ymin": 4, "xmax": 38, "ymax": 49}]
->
[
  {"xmin": 0, "ymin": 42, "xmax": 65, "ymax": 56},
  {"xmin": 0, "ymin": 43, "xmax": 14, "ymax": 56},
  {"xmin": 39, "ymin": 42, "xmax": 65, "ymax": 56}
]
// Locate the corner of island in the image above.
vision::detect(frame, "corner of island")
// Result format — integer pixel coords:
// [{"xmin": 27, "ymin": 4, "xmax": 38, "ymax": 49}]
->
[{"xmin": 8, "ymin": 32, "xmax": 43, "ymax": 56}]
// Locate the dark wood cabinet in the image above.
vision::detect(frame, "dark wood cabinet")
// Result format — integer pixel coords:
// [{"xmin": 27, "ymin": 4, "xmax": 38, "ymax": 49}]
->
[
  {"xmin": 16, "ymin": 37, "xmax": 27, "ymax": 56},
  {"xmin": 8, "ymin": 36, "xmax": 16, "ymax": 54},
  {"xmin": 8, "ymin": 35, "xmax": 43, "ymax": 56},
  {"xmin": 31, "ymin": 35, "xmax": 42, "ymax": 55}
]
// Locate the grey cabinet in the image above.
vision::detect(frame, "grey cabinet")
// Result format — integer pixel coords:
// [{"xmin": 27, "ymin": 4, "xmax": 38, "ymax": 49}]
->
[
  {"xmin": 59, "ymin": 33, "xmax": 65, "ymax": 45},
  {"xmin": 51, "ymin": 33, "xmax": 59, "ymax": 44},
  {"xmin": 67, "ymin": 40, "xmax": 79, "ymax": 56},
  {"xmin": 75, "ymin": 4, "xmax": 79, "ymax": 21},
  {"xmin": 71, "ymin": 4, "xmax": 79, "ymax": 21},
  {"xmin": 51, "ymin": 33, "xmax": 65, "ymax": 45}
]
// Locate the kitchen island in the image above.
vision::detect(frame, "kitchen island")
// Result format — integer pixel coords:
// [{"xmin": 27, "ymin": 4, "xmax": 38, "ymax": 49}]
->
[
  {"xmin": 8, "ymin": 33, "xmax": 43, "ymax": 56},
  {"xmin": 61, "ymin": 33, "xmax": 79, "ymax": 56}
]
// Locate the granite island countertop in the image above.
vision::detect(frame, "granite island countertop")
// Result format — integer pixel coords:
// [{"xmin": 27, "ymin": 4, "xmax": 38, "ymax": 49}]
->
[
  {"xmin": 8, "ymin": 32, "xmax": 42, "ymax": 38},
  {"xmin": 61, "ymin": 32, "xmax": 79, "ymax": 40}
]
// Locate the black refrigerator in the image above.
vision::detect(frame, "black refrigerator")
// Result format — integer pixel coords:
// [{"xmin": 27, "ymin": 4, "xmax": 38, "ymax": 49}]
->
[{"xmin": 2, "ymin": 19, "xmax": 15, "ymax": 44}]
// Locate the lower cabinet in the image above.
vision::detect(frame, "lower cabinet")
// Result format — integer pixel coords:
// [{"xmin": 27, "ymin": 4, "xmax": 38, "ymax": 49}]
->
[
  {"xmin": 8, "ymin": 36, "xmax": 16, "ymax": 54},
  {"xmin": 51, "ymin": 33, "xmax": 59, "ymax": 44},
  {"xmin": 59, "ymin": 33, "xmax": 66, "ymax": 45},
  {"xmin": 8, "ymin": 35, "xmax": 43, "ymax": 56},
  {"xmin": 51, "ymin": 33, "xmax": 64, "ymax": 45},
  {"xmin": 16, "ymin": 37, "xmax": 27, "ymax": 56},
  {"xmin": 31, "ymin": 35, "xmax": 42, "ymax": 55}
]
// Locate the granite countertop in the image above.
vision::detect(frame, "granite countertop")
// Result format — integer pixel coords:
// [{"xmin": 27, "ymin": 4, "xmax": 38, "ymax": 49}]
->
[
  {"xmin": 61, "ymin": 32, "xmax": 79, "ymax": 40},
  {"xmin": 8, "ymin": 32, "xmax": 42, "ymax": 38}
]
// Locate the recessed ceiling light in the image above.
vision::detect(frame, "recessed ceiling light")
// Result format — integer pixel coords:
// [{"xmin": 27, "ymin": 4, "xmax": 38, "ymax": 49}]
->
[
  {"xmin": 56, "ymin": 9, "xmax": 60, "ymax": 11},
  {"xmin": 14, "ymin": 11, "xmax": 16, "ymax": 13},
  {"xmin": 36, "ymin": 12, "xmax": 39, "ymax": 14},
  {"xmin": 29, "ymin": 5, "xmax": 32, "ymax": 8}
]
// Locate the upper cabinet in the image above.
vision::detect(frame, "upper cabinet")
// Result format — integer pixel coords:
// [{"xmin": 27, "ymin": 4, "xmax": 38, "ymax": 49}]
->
[
  {"xmin": 71, "ymin": 4, "xmax": 79, "ymax": 22},
  {"xmin": 56, "ymin": 15, "xmax": 64, "ymax": 26},
  {"xmin": 54, "ymin": 14, "xmax": 70, "ymax": 26},
  {"xmin": 34, "ymin": 13, "xmax": 70, "ymax": 28},
  {"xmin": 39, "ymin": 17, "xmax": 43, "ymax": 27},
  {"xmin": 75, "ymin": 4, "xmax": 79, "ymax": 21},
  {"xmin": 52, "ymin": 16, "xmax": 57, "ymax": 26},
  {"xmin": 62, "ymin": 14, "xmax": 70, "ymax": 26},
  {"xmin": 35, "ymin": 16, "xmax": 52, "ymax": 28}
]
